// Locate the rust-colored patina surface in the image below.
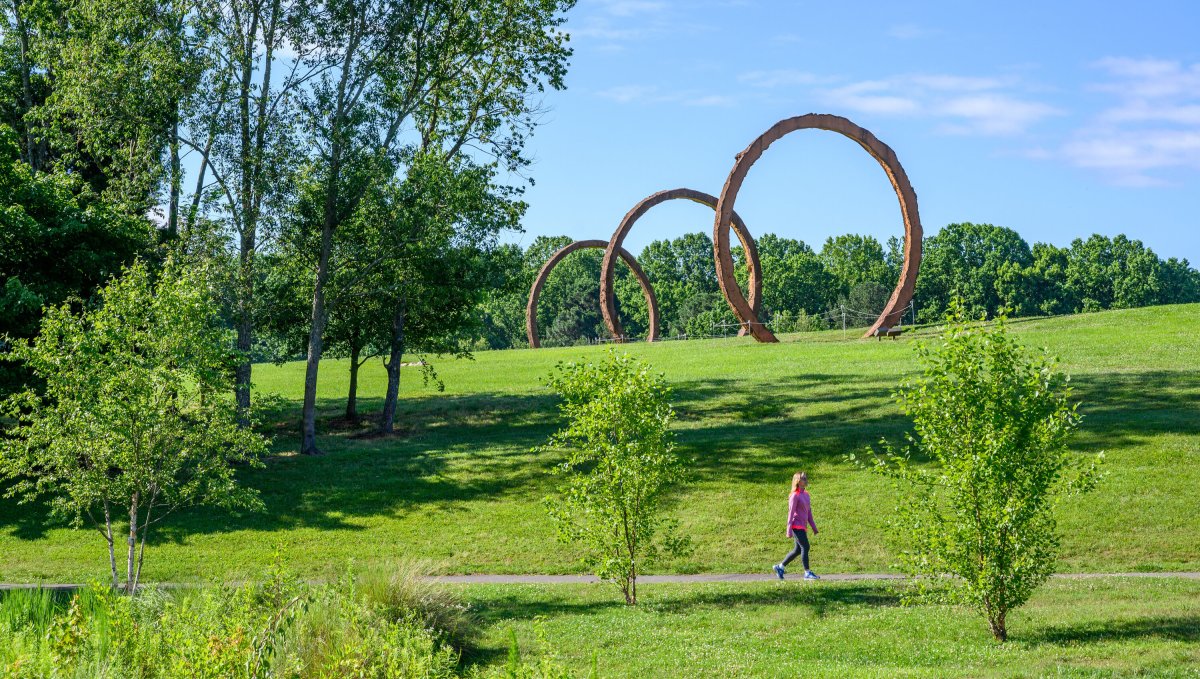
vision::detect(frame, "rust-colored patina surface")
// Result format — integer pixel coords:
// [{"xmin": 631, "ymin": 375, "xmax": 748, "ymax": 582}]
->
[
  {"xmin": 713, "ymin": 113, "xmax": 922, "ymax": 341},
  {"xmin": 599, "ymin": 188, "xmax": 763, "ymax": 341},
  {"xmin": 526, "ymin": 239, "xmax": 660, "ymax": 348}
]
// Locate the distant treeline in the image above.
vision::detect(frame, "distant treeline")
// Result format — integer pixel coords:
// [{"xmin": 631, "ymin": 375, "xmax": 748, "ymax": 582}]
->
[{"xmin": 477, "ymin": 224, "xmax": 1200, "ymax": 349}]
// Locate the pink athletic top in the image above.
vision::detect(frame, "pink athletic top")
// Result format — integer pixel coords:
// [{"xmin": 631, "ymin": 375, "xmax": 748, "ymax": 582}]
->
[{"xmin": 787, "ymin": 489, "xmax": 817, "ymax": 537}]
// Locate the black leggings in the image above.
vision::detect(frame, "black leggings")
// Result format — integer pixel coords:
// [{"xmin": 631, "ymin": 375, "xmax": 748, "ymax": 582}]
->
[{"xmin": 782, "ymin": 530, "xmax": 810, "ymax": 570}]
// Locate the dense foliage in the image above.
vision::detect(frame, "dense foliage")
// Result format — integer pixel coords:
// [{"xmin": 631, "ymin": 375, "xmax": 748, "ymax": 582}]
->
[
  {"xmin": 0, "ymin": 125, "xmax": 154, "ymax": 395},
  {"xmin": 856, "ymin": 302, "xmax": 1104, "ymax": 641},
  {"xmin": 0, "ymin": 563, "xmax": 579, "ymax": 677}
]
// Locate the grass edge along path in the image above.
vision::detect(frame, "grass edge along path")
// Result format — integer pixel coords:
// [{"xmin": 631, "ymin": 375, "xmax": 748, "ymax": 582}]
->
[
  {"xmin": 457, "ymin": 577, "xmax": 1200, "ymax": 678},
  {"xmin": 3, "ymin": 571, "xmax": 1198, "ymax": 590}
]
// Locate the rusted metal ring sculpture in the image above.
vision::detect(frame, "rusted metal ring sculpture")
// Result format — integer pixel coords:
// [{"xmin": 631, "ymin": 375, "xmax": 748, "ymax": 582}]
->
[
  {"xmin": 599, "ymin": 188, "xmax": 763, "ymax": 342},
  {"xmin": 526, "ymin": 239, "xmax": 660, "ymax": 349},
  {"xmin": 713, "ymin": 113, "xmax": 923, "ymax": 341}
]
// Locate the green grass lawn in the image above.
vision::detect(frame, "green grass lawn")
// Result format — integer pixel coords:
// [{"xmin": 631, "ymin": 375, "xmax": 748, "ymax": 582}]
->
[
  {"xmin": 460, "ymin": 577, "xmax": 1200, "ymax": 678},
  {"xmin": 1, "ymin": 304, "xmax": 1198, "ymax": 583}
]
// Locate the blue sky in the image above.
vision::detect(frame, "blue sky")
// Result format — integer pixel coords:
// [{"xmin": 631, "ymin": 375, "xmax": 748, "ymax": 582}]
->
[{"xmin": 506, "ymin": 0, "xmax": 1200, "ymax": 265}]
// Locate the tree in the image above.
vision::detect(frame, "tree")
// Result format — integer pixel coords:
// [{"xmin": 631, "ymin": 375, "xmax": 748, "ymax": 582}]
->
[
  {"xmin": 756, "ymin": 234, "xmax": 836, "ymax": 318},
  {"xmin": 838, "ymin": 280, "xmax": 892, "ymax": 327},
  {"xmin": 855, "ymin": 301, "xmax": 1103, "ymax": 641},
  {"xmin": 1160, "ymin": 257, "xmax": 1200, "ymax": 304},
  {"xmin": 819, "ymin": 233, "xmax": 890, "ymax": 299},
  {"xmin": 1026, "ymin": 243, "xmax": 1072, "ymax": 316},
  {"xmin": 541, "ymin": 351, "xmax": 690, "ymax": 605},
  {"xmin": 188, "ymin": 0, "xmax": 311, "ymax": 423},
  {"xmin": 475, "ymin": 243, "xmax": 530, "ymax": 350},
  {"xmin": 638, "ymin": 232, "xmax": 722, "ymax": 337},
  {"xmin": 26, "ymin": 0, "xmax": 202, "ymax": 216},
  {"xmin": 916, "ymin": 222, "xmax": 1033, "ymax": 322},
  {"xmin": 1109, "ymin": 235, "xmax": 1164, "ymax": 309},
  {"xmin": 296, "ymin": 0, "xmax": 575, "ymax": 454},
  {"xmin": 1064, "ymin": 234, "xmax": 1166, "ymax": 312},
  {"xmin": 0, "ymin": 259, "xmax": 268, "ymax": 593},
  {"xmin": 532, "ymin": 237, "xmax": 604, "ymax": 346},
  {"xmin": 369, "ymin": 155, "xmax": 523, "ymax": 434},
  {"xmin": 0, "ymin": 0, "xmax": 52, "ymax": 170}
]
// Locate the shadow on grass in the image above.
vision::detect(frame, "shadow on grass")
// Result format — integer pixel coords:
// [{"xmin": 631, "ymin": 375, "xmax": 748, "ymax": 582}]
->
[
  {"xmin": 1069, "ymin": 371, "xmax": 1200, "ymax": 450},
  {"xmin": 0, "ymin": 392, "xmax": 562, "ymax": 543},
  {"xmin": 1, "ymin": 367, "xmax": 1196, "ymax": 543},
  {"xmin": 467, "ymin": 582, "xmax": 901, "ymax": 624},
  {"xmin": 642, "ymin": 582, "xmax": 902, "ymax": 617},
  {"xmin": 462, "ymin": 582, "xmax": 902, "ymax": 667},
  {"xmin": 1025, "ymin": 615, "xmax": 1200, "ymax": 646}
]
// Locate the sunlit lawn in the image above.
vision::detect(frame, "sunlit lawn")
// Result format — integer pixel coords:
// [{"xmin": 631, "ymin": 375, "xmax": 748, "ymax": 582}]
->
[
  {"xmin": 1, "ymin": 304, "xmax": 1197, "ymax": 583},
  {"xmin": 461, "ymin": 577, "xmax": 1200, "ymax": 678}
]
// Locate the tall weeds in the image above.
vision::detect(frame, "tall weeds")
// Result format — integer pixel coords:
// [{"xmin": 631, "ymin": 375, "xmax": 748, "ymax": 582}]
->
[{"xmin": 0, "ymin": 563, "xmax": 576, "ymax": 678}]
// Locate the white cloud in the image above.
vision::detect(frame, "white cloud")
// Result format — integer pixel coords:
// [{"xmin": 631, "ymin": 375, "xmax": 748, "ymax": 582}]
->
[
  {"xmin": 566, "ymin": 0, "xmax": 689, "ymax": 48},
  {"xmin": 935, "ymin": 95, "xmax": 1062, "ymax": 135},
  {"xmin": 824, "ymin": 81, "xmax": 920, "ymax": 114},
  {"xmin": 887, "ymin": 23, "xmax": 938, "ymax": 40},
  {"xmin": 739, "ymin": 70, "xmax": 831, "ymax": 88},
  {"xmin": 907, "ymin": 74, "xmax": 1011, "ymax": 92},
  {"xmin": 811, "ymin": 74, "xmax": 1060, "ymax": 135},
  {"xmin": 1053, "ymin": 58, "xmax": 1200, "ymax": 185},
  {"xmin": 683, "ymin": 94, "xmax": 736, "ymax": 107},
  {"xmin": 1100, "ymin": 101, "xmax": 1200, "ymax": 126},
  {"xmin": 1092, "ymin": 57, "xmax": 1200, "ymax": 99}
]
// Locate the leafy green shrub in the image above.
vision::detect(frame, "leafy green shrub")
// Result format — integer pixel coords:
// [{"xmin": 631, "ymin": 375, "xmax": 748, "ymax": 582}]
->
[
  {"xmin": 856, "ymin": 300, "xmax": 1104, "ymax": 641},
  {"xmin": 542, "ymin": 351, "xmax": 691, "ymax": 605}
]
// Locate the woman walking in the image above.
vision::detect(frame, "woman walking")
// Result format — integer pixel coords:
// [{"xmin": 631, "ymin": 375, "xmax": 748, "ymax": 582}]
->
[{"xmin": 773, "ymin": 471, "xmax": 820, "ymax": 580}]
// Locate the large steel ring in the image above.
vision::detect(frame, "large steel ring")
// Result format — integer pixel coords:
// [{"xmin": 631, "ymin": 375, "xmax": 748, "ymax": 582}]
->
[
  {"xmin": 599, "ymin": 188, "xmax": 763, "ymax": 342},
  {"xmin": 526, "ymin": 239, "xmax": 660, "ymax": 348},
  {"xmin": 713, "ymin": 113, "xmax": 923, "ymax": 341}
]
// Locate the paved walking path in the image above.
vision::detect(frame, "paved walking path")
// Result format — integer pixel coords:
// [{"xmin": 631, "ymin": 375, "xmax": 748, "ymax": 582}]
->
[
  {"xmin": 432, "ymin": 572, "xmax": 1200, "ymax": 584},
  {"xmin": 3, "ymin": 572, "xmax": 1198, "ymax": 591}
]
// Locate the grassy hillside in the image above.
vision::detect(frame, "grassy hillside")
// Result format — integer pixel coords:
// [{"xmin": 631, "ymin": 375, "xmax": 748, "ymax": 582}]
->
[{"xmin": 1, "ymin": 304, "xmax": 1198, "ymax": 583}]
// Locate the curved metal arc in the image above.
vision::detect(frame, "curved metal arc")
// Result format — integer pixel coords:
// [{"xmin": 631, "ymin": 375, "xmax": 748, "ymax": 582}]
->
[
  {"xmin": 713, "ymin": 113, "xmax": 922, "ymax": 340},
  {"xmin": 599, "ymin": 188, "xmax": 764, "ymax": 342},
  {"xmin": 526, "ymin": 239, "xmax": 660, "ymax": 348}
]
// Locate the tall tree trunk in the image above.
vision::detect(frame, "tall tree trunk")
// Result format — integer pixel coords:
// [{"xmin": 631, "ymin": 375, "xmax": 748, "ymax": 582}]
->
[
  {"xmin": 346, "ymin": 342, "xmax": 361, "ymax": 423},
  {"xmin": 132, "ymin": 493, "xmax": 154, "ymax": 594},
  {"xmin": 13, "ymin": 0, "xmax": 38, "ymax": 171},
  {"xmin": 300, "ymin": 10, "xmax": 357, "ymax": 454},
  {"xmin": 378, "ymin": 294, "xmax": 407, "ymax": 434},
  {"xmin": 300, "ymin": 219, "xmax": 335, "ymax": 455},
  {"xmin": 104, "ymin": 500, "xmax": 118, "ymax": 591},
  {"xmin": 233, "ymin": 2, "xmax": 266, "ymax": 428},
  {"xmin": 167, "ymin": 114, "xmax": 181, "ymax": 238},
  {"xmin": 125, "ymin": 492, "xmax": 138, "ymax": 595},
  {"xmin": 235, "ymin": 227, "xmax": 255, "ymax": 425}
]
